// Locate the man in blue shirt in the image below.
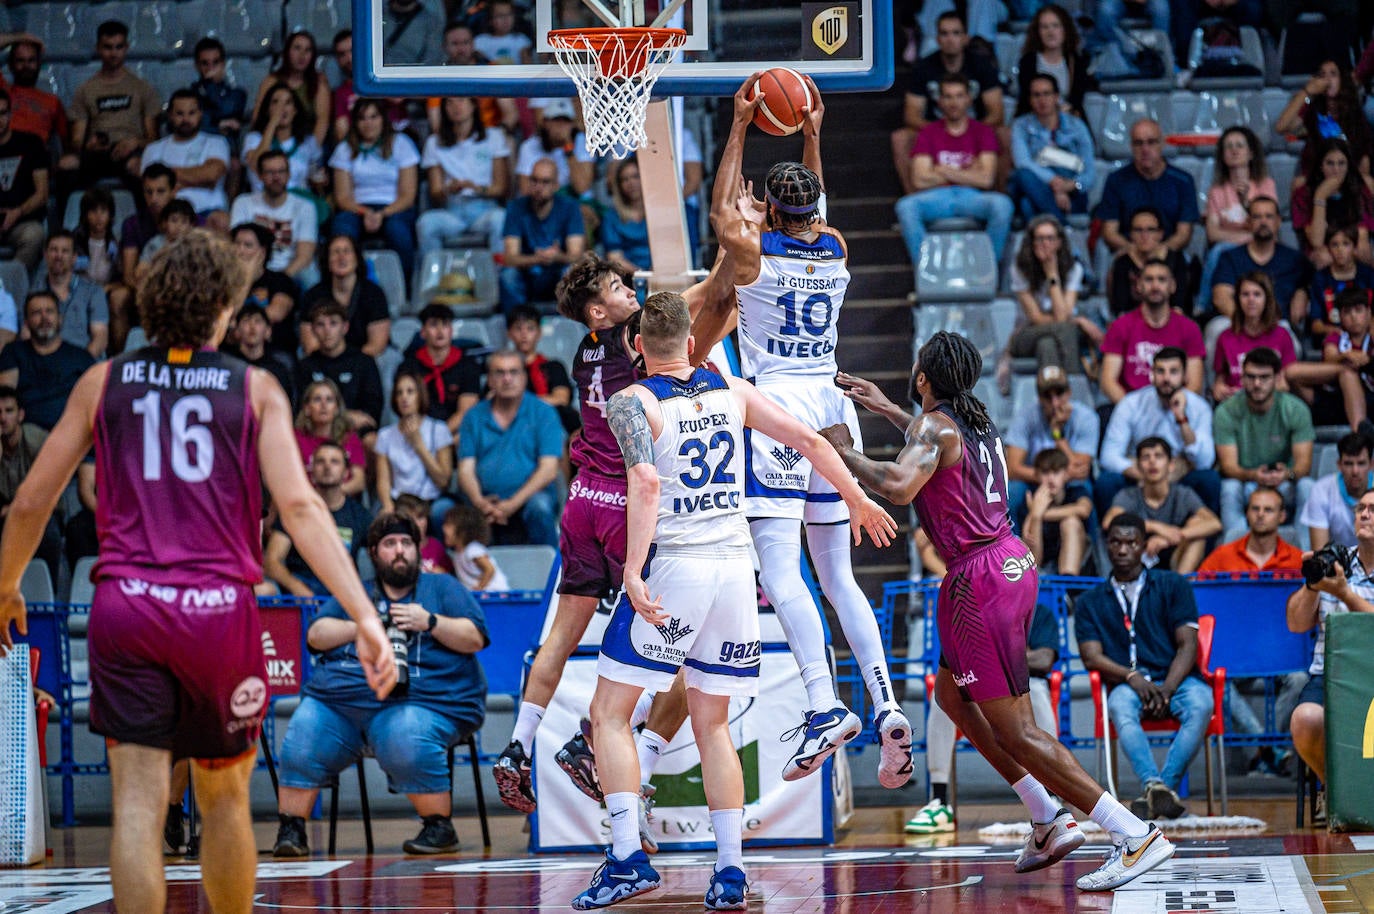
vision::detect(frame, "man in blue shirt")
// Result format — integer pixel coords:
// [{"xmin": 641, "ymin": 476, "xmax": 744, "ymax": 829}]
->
[
  {"xmin": 499, "ymin": 157, "xmax": 586, "ymax": 315},
  {"xmin": 1210, "ymin": 197, "xmax": 1311, "ymax": 319},
  {"xmin": 458, "ymin": 349, "xmax": 565, "ymax": 547},
  {"xmin": 1009, "ymin": 74, "xmax": 1096, "ymax": 221},
  {"xmin": 1075, "ymin": 512, "xmax": 1213, "ymax": 821},
  {"xmin": 271, "ymin": 512, "xmax": 489, "ymax": 857},
  {"xmin": 1004, "ymin": 365, "xmax": 1100, "ymax": 520},
  {"xmin": 1095, "ymin": 119, "xmax": 1198, "ymax": 256}
]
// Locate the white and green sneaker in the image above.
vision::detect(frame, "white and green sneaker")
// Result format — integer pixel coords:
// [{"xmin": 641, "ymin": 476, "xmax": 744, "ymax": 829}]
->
[{"xmin": 904, "ymin": 798, "xmax": 955, "ymax": 834}]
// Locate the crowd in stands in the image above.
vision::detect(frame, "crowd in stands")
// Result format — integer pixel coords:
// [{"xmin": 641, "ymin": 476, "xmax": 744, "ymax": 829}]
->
[{"xmin": 0, "ymin": 3, "xmax": 710, "ymax": 600}]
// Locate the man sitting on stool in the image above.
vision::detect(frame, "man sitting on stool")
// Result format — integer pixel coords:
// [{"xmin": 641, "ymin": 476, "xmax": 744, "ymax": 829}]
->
[{"xmin": 272, "ymin": 512, "xmax": 488, "ymax": 856}]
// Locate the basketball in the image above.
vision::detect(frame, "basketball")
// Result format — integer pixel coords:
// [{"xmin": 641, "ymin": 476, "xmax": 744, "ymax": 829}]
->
[{"xmin": 749, "ymin": 67, "xmax": 817, "ymax": 137}]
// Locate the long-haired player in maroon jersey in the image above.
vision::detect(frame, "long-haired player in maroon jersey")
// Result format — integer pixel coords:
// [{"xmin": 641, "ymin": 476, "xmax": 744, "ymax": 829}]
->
[
  {"xmin": 820, "ymin": 332, "xmax": 1175, "ymax": 892},
  {"xmin": 0, "ymin": 230, "xmax": 395, "ymax": 914}
]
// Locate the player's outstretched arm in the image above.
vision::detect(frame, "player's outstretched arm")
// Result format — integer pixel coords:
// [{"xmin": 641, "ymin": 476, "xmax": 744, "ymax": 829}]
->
[
  {"xmin": 710, "ymin": 75, "xmax": 765, "ymax": 286},
  {"xmin": 607, "ymin": 389, "xmax": 668, "ymax": 623},
  {"xmin": 0, "ymin": 364, "xmax": 103, "ymax": 654},
  {"xmin": 800, "ymin": 74, "xmax": 826, "ymax": 198},
  {"xmin": 820, "ymin": 410, "xmax": 956, "ymax": 507},
  {"xmin": 253, "ymin": 369, "xmax": 397, "ymax": 699},
  {"xmin": 835, "ymin": 370, "xmax": 917, "ymax": 431},
  {"xmin": 729, "ymin": 377, "xmax": 896, "ymax": 547}
]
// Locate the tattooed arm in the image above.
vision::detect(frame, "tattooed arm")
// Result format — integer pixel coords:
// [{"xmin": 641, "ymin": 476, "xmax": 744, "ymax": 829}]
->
[
  {"xmin": 608, "ymin": 388, "xmax": 668, "ymax": 622},
  {"xmin": 824, "ymin": 410, "xmax": 959, "ymax": 506}
]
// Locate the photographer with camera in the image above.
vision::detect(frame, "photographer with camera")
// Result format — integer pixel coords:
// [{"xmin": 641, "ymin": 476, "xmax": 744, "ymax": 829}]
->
[
  {"xmin": 1287, "ymin": 489, "xmax": 1374, "ymax": 820},
  {"xmin": 271, "ymin": 512, "xmax": 489, "ymax": 857}
]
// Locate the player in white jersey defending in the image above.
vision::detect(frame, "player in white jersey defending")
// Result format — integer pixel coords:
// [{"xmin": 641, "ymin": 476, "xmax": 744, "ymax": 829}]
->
[
  {"xmin": 710, "ymin": 75, "xmax": 913, "ymax": 787},
  {"xmin": 571, "ymin": 292, "xmax": 895, "ymax": 911}
]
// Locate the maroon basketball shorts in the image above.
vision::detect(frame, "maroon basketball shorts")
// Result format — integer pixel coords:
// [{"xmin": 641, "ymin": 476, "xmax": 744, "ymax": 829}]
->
[
  {"xmin": 937, "ymin": 536, "xmax": 1038, "ymax": 703},
  {"xmin": 88, "ymin": 576, "xmax": 268, "ymax": 760},
  {"xmin": 558, "ymin": 471, "xmax": 629, "ymax": 600}
]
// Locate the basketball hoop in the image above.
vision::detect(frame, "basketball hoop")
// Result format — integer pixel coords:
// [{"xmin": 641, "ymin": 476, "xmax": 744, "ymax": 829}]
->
[{"xmin": 548, "ymin": 27, "xmax": 687, "ymax": 159}]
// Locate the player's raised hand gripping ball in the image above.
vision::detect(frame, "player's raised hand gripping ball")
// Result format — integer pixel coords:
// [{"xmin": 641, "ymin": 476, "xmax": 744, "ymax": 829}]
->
[{"xmin": 749, "ymin": 67, "xmax": 819, "ymax": 136}]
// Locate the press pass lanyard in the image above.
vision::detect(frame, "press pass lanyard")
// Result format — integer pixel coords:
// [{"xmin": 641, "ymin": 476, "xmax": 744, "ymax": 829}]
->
[{"xmin": 1111, "ymin": 575, "xmax": 1144, "ymax": 673}]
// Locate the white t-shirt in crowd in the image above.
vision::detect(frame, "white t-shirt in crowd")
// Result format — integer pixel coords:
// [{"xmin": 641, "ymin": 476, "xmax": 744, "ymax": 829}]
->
[
  {"xmin": 375, "ymin": 416, "xmax": 453, "ymax": 501},
  {"xmin": 242, "ymin": 132, "xmax": 323, "ymax": 193},
  {"xmin": 1010, "ymin": 260, "xmax": 1085, "ymax": 315},
  {"xmin": 421, "ymin": 127, "xmax": 509, "ymax": 193},
  {"xmin": 474, "ymin": 31, "xmax": 530, "ymax": 65},
  {"xmin": 453, "ymin": 540, "xmax": 510, "ymax": 592},
  {"xmin": 328, "ymin": 133, "xmax": 421, "ymax": 206},
  {"xmin": 228, "ymin": 192, "xmax": 319, "ymax": 273},
  {"xmin": 1298, "ymin": 473, "xmax": 1366, "ymax": 548},
  {"xmin": 514, "ymin": 133, "xmax": 594, "ymax": 187},
  {"xmin": 141, "ymin": 132, "xmax": 232, "ymax": 213}
]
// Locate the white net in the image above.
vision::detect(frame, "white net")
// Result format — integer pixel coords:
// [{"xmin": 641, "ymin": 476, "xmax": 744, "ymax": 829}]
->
[{"xmin": 549, "ymin": 28, "xmax": 687, "ymax": 159}]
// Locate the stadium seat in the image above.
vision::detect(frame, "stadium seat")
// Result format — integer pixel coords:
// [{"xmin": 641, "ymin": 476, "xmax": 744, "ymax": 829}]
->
[
  {"xmin": 1095, "ymin": 29, "xmax": 1177, "ymax": 94},
  {"xmin": 15, "ymin": 3, "xmax": 86, "ymax": 61},
  {"xmin": 126, "ymin": 1, "xmax": 187, "ymax": 58},
  {"xmin": 62, "ymin": 188, "xmax": 138, "ymax": 233},
  {"xmin": 1268, "ymin": 154, "xmax": 1298, "ymax": 217},
  {"xmin": 488, "ymin": 545, "xmax": 558, "ymax": 592},
  {"xmin": 124, "ymin": 327, "xmax": 150, "ymax": 350},
  {"xmin": 363, "ymin": 250, "xmax": 407, "ymax": 319},
  {"xmin": 20, "ymin": 559, "xmax": 53, "ymax": 603},
  {"xmin": 536, "ymin": 315, "xmax": 586, "ymax": 371},
  {"xmin": 913, "ymin": 302, "xmax": 1000, "ymax": 373},
  {"xmin": 1094, "ymin": 92, "xmax": 1176, "ymax": 161},
  {"xmin": 972, "ymin": 375, "xmax": 1013, "ymax": 429},
  {"xmin": 1261, "ymin": 87, "xmax": 1304, "ymax": 154},
  {"xmin": 1184, "ymin": 25, "xmax": 1265, "ymax": 90},
  {"xmin": 1313, "ymin": 442, "xmax": 1337, "ymax": 480},
  {"xmin": 0, "ymin": 260, "xmax": 28, "ymax": 307},
  {"xmin": 451, "ymin": 318, "xmax": 492, "ymax": 348},
  {"xmin": 916, "ymin": 232, "xmax": 997, "ymax": 302},
  {"xmin": 54, "ymin": 61, "xmax": 101, "ymax": 100},
  {"xmin": 994, "ymin": 33, "xmax": 1021, "ymax": 93},
  {"xmin": 413, "ymin": 249, "xmax": 499, "ymax": 317},
  {"xmin": 69, "ymin": 556, "xmax": 98, "ymax": 607},
  {"xmin": 1183, "ymin": 90, "xmax": 1269, "ymax": 142},
  {"xmin": 390, "ymin": 316, "xmax": 421, "ymax": 352},
  {"xmin": 142, "ymin": 59, "xmax": 199, "ymax": 108},
  {"xmin": 223, "ymin": 56, "xmax": 274, "ymax": 107},
  {"xmin": 187, "ymin": 0, "xmax": 274, "ymax": 58},
  {"xmin": 285, "ymin": 0, "xmax": 347, "ymax": 47},
  {"xmin": 375, "ymin": 346, "xmax": 404, "ymax": 426}
]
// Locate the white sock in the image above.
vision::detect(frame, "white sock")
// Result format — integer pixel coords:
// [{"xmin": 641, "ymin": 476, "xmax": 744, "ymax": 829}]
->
[
  {"xmin": 1090, "ymin": 791, "xmax": 1150, "ymax": 838},
  {"xmin": 710, "ymin": 808, "xmax": 744, "ymax": 870},
  {"xmin": 800, "ymin": 660, "xmax": 839, "ymax": 711},
  {"xmin": 806, "ymin": 522, "xmax": 899, "ymax": 716},
  {"xmin": 511, "ymin": 702, "xmax": 546, "ymax": 750},
  {"xmin": 636, "ymin": 729, "xmax": 670, "ymax": 782},
  {"xmin": 1013, "ymin": 774, "xmax": 1061, "ymax": 823},
  {"xmin": 606, "ymin": 791, "xmax": 641, "ymax": 859},
  {"xmin": 630, "ymin": 691, "xmax": 654, "ymax": 729}
]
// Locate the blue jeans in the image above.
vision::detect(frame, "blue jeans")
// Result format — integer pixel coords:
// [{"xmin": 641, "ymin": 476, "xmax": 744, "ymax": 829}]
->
[
  {"xmin": 894, "ymin": 186, "xmax": 1013, "ymax": 275},
  {"xmin": 518, "ymin": 488, "xmax": 560, "ymax": 549},
  {"xmin": 331, "ymin": 206, "xmax": 417, "ymax": 282},
  {"xmin": 499, "ymin": 264, "xmax": 565, "ymax": 314},
  {"xmin": 1009, "ymin": 168, "xmax": 1088, "ymax": 222},
  {"xmin": 278, "ymin": 695, "xmax": 477, "ymax": 794},
  {"xmin": 1220, "ymin": 477, "xmax": 1314, "ymax": 547},
  {"xmin": 1107, "ymin": 675, "xmax": 1213, "ymax": 792},
  {"xmin": 1086, "ymin": 0, "xmax": 1173, "ymax": 75},
  {"xmin": 1093, "ymin": 468, "xmax": 1222, "ymax": 518},
  {"xmin": 1196, "ymin": 242, "xmax": 1240, "ymax": 317},
  {"xmin": 416, "ymin": 197, "xmax": 504, "ymax": 256}
]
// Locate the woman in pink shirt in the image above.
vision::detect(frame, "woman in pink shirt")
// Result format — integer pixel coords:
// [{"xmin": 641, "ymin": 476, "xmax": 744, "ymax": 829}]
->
[
  {"xmin": 293, "ymin": 378, "xmax": 368, "ymax": 496},
  {"xmin": 1212, "ymin": 272, "xmax": 1295, "ymax": 402},
  {"xmin": 1200, "ymin": 127, "xmax": 1276, "ymax": 312}
]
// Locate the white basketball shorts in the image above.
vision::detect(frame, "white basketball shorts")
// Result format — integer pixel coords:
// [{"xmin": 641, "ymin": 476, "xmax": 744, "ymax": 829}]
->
[{"xmin": 743, "ymin": 380, "xmax": 862, "ymax": 523}]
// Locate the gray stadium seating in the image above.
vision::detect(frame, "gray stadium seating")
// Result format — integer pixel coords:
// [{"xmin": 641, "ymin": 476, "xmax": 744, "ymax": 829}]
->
[
  {"xmin": 62, "ymin": 188, "xmax": 137, "ymax": 233},
  {"xmin": 1095, "ymin": 29, "xmax": 1177, "ymax": 94},
  {"xmin": 536, "ymin": 315, "xmax": 587, "ymax": 371},
  {"xmin": 452, "ymin": 318, "xmax": 492, "ymax": 348},
  {"xmin": 0, "ymin": 260, "xmax": 28, "ymax": 308},
  {"xmin": 916, "ymin": 232, "xmax": 997, "ymax": 302},
  {"xmin": 1184, "ymin": 25, "xmax": 1265, "ymax": 91},
  {"xmin": 488, "ymin": 545, "xmax": 557, "ymax": 592},
  {"xmin": 390, "ymin": 316, "xmax": 421, "ymax": 351},
  {"xmin": 285, "ymin": 0, "xmax": 348, "ymax": 46},
  {"xmin": 363, "ymin": 250, "xmax": 407, "ymax": 319},
  {"xmin": 16, "ymin": 4, "xmax": 86, "ymax": 61},
  {"xmin": 184, "ymin": 0, "xmax": 275, "ymax": 57},
  {"xmin": 1092, "ymin": 91, "xmax": 1176, "ymax": 160},
  {"xmin": 414, "ymin": 249, "xmax": 499, "ymax": 317}
]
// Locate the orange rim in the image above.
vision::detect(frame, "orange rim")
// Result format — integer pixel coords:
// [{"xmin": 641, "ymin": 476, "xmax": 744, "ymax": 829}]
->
[{"xmin": 548, "ymin": 26, "xmax": 688, "ymax": 53}]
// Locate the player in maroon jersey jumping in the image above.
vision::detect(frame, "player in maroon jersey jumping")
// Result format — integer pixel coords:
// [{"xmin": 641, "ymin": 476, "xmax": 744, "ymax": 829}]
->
[
  {"xmin": 821, "ymin": 332, "xmax": 1175, "ymax": 892},
  {"xmin": 0, "ymin": 230, "xmax": 395, "ymax": 914}
]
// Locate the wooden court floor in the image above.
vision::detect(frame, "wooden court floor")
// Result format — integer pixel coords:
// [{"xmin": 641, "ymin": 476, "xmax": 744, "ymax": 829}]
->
[{"xmin": 5, "ymin": 798, "xmax": 1372, "ymax": 912}]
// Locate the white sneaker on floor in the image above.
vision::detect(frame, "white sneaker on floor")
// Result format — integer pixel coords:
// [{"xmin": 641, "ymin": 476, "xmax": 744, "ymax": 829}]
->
[
  {"xmin": 1014, "ymin": 808, "xmax": 1084, "ymax": 873},
  {"xmin": 875, "ymin": 708, "xmax": 913, "ymax": 789},
  {"xmin": 1075, "ymin": 824, "xmax": 1175, "ymax": 891}
]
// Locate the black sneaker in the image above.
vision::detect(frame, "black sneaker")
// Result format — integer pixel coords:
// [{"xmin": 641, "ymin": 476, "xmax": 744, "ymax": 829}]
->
[
  {"xmin": 272, "ymin": 813, "xmax": 309, "ymax": 858},
  {"xmin": 493, "ymin": 739, "xmax": 536, "ymax": 813},
  {"xmin": 163, "ymin": 804, "xmax": 186, "ymax": 856},
  {"xmin": 1147, "ymin": 782, "xmax": 1186, "ymax": 820},
  {"xmin": 403, "ymin": 815, "xmax": 459, "ymax": 854},
  {"xmin": 556, "ymin": 732, "xmax": 603, "ymax": 802}
]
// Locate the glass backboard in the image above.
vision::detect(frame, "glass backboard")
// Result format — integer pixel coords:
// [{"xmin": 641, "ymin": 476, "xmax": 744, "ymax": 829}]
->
[{"xmin": 353, "ymin": 0, "xmax": 893, "ymax": 98}]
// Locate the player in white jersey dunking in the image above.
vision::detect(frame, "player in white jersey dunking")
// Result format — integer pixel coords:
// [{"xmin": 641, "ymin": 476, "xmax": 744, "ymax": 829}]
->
[
  {"xmin": 571, "ymin": 292, "xmax": 895, "ymax": 910},
  {"xmin": 711, "ymin": 75, "xmax": 913, "ymax": 787}
]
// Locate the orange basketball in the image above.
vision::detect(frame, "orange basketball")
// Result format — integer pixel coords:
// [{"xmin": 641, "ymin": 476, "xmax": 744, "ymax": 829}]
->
[{"xmin": 749, "ymin": 67, "xmax": 816, "ymax": 137}]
